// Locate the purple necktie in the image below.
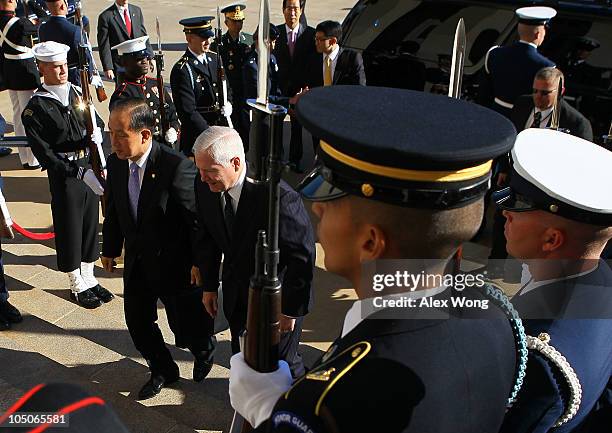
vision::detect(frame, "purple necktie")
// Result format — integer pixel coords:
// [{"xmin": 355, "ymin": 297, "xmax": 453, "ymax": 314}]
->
[
  {"xmin": 128, "ymin": 162, "xmax": 140, "ymax": 220},
  {"xmin": 288, "ymin": 31, "xmax": 295, "ymax": 57}
]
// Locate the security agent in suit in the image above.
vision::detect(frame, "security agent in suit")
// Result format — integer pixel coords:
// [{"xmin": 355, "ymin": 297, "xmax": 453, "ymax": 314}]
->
[
  {"xmin": 0, "ymin": 0, "xmax": 40, "ymax": 168},
  {"xmin": 22, "ymin": 42, "xmax": 113, "ymax": 310},
  {"xmin": 102, "ymin": 98, "xmax": 215, "ymax": 400},
  {"xmin": 38, "ymin": 0, "xmax": 100, "ymax": 89},
  {"xmin": 110, "ymin": 36, "xmax": 180, "ymax": 147},
  {"xmin": 218, "ymin": 4, "xmax": 251, "ymax": 146},
  {"xmin": 496, "ymin": 128, "xmax": 612, "ymax": 432},
  {"xmin": 96, "ymin": 0, "xmax": 151, "ymax": 82},
  {"xmin": 193, "ymin": 126, "xmax": 314, "ymax": 377},
  {"xmin": 229, "ymin": 86, "xmax": 527, "ymax": 432},
  {"xmin": 273, "ymin": 0, "xmax": 316, "ymax": 172},
  {"xmin": 478, "ymin": 6, "xmax": 556, "ymax": 118},
  {"xmin": 170, "ymin": 16, "xmax": 232, "ymax": 156}
]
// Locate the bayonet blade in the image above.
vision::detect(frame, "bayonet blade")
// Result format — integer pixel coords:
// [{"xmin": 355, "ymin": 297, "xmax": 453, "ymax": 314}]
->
[
  {"xmin": 256, "ymin": 0, "xmax": 270, "ymax": 106},
  {"xmin": 448, "ymin": 18, "xmax": 466, "ymax": 99},
  {"xmin": 156, "ymin": 17, "xmax": 161, "ymax": 53},
  {"xmin": 550, "ymin": 77, "xmax": 563, "ymax": 130}
]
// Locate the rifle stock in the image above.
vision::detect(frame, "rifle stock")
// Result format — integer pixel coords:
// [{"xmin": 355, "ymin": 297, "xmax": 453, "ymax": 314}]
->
[{"xmin": 75, "ymin": 5, "xmax": 107, "ymax": 103}]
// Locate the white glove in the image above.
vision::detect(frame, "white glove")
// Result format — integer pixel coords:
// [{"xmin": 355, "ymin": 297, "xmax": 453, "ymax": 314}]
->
[
  {"xmin": 91, "ymin": 127, "xmax": 103, "ymax": 146},
  {"xmin": 164, "ymin": 127, "xmax": 178, "ymax": 144},
  {"xmin": 81, "ymin": 169, "xmax": 104, "ymax": 196},
  {"xmin": 221, "ymin": 102, "xmax": 233, "ymax": 117},
  {"xmin": 229, "ymin": 352, "xmax": 292, "ymax": 428},
  {"xmin": 90, "ymin": 75, "xmax": 104, "ymax": 88}
]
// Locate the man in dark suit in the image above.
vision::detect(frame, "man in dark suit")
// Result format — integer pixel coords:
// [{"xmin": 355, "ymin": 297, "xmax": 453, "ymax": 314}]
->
[
  {"xmin": 510, "ymin": 68, "xmax": 593, "ymax": 141},
  {"xmin": 96, "ymin": 0, "xmax": 151, "ymax": 82},
  {"xmin": 272, "ymin": 0, "xmax": 316, "ymax": 173},
  {"xmin": 497, "ymin": 128, "xmax": 612, "ymax": 432},
  {"xmin": 102, "ymin": 98, "xmax": 215, "ymax": 400},
  {"xmin": 170, "ymin": 16, "xmax": 231, "ymax": 156},
  {"xmin": 478, "ymin": 6, "xmax": 556, "ymax": 118},
  {"xmin": 193, "ymin": 126, "xmax": 314, "ymax": 378},
  {"xmin": 304, "ymin": 20, "xmax": 366, "ymax": 89},
  {"xmin": 229, "ymin": 86, "xmax": 525, "ymax": 432}
]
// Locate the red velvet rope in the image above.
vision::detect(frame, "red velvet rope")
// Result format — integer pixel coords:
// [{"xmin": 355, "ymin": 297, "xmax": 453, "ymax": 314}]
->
[{"xmin": 11, "ymin": 222, "xmax": 55, "ymax": 240}]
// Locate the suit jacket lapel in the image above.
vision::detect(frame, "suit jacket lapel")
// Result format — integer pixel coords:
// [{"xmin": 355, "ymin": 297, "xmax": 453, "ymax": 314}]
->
[
  {"xmin": 315, "ymin": 53, "xmax": 324, "ymax": 86},
  {"xmin": 136, "ymin": 141, "xmax": 160, "ymax": 226},
  {"xmin": 112, "ymin": 8, "xmax": 129, "ymax": 39},
  {"xmin": 231, "ymin": 178, "xmax": 258, "ymax": 245},
  {"xmin": 333, "ymin": 48, "xmax": 345, "ymax": 85},
  {"xmin": 116, "ymin": 157, "xmax": 135, "ymax": 230}
]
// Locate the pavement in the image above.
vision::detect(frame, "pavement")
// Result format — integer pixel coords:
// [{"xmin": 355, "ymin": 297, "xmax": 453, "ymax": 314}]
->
[{"xmin": 0, "ymin": 1, "xmax": 521, "ymax": 432}]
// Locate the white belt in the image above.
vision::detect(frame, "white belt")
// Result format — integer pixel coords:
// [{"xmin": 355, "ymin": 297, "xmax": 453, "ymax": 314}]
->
[
  {"xmin": 4, "ymin": 51, "xmax": 33, "ymax": 60},
  {"xmin": 494, "ymin": 97, "xmax": 514, "ymax": 109}
]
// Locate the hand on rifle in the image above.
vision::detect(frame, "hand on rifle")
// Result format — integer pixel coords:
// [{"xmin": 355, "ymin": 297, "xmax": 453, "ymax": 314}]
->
[
  {"xmin": 229, "ymin": 352, "xmax": 292, "ymax": 428},
  {"xmin": 279, "ymin": 314, "xmax": 296, "ymax": 333},
  {"xmin": 165, "ymin": 127, "xmax": 178, "ymax": 145},
  {"xmin": 91, "ymin": 127, "xmax": 103, "ymax": 146},
  {"xmin": 90, "ymin": 75, "xmax": 104, "ymax": 88},
  {"xmin": 101, "ymin": 256, "xmax": 117, "ymax": 273},
  {"xmin": 221, "ymin": 102, "xmax": 233, "ymax": 117},
  {"xmin": 190, "ymin": 266, "xmax": 202, "ymax": 286},
  {"xmin": 104, "ymin": 70, "xmax": 115, "ymax": 80},
  {"xmin": 79, "ymin": 169, "xmax": 104, "ymax": 196},
  {"xmin": 288, "ymin": 87, "xmax": 309, "ymax": 116},
  {"xmin": 202, "ymin": 291, "xmax": 218, "ymax": 318}
]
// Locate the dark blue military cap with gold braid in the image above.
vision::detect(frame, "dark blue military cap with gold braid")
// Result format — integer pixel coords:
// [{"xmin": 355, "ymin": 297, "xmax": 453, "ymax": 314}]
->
[
  {"xmin": 179, "ymin": 16, "xmax": 215, "ymax": 39},
  {"xmin": 297, "ymin": 86, "xmax": 517, "ymax": 209}
]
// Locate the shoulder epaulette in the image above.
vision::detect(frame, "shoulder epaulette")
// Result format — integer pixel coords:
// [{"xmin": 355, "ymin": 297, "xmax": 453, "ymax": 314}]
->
[
  {"xmin": 177, "ymin": 56, "xmax": 190, "ymax": 68},
  {"xmin": 209, "ymin": 50, "xmax": 217, "ymax": 55}
]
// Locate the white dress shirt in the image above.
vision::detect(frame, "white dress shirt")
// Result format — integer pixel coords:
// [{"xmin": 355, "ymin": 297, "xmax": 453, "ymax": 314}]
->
[
  {"xmin": 525, "ymin": 106, "xmax": 554, "ymax": 130},
  {"xmin": 518, "ymin": 40, "xmax": 539, "ymax": 49},
  {"xmin": 517, "ymin": 263, "xmax": 599, "ymax": 297},
  {"xmin": 129, "ymin": 141, "xmax": 152, "ymax": 188},
  {"xmin": 322, "ymin": 45, "xmax": 340, "ymax": 82},
  {"xmin": 221, "ymin": 165, "xmax": 247, "ymax": 214},
  {"xmin": 188, "ymin": 47, "xmax": 207, "ymax": 64},
  {"xmin": 285, "ymin": 24, "xmax": 300, "ymax": 45},
  {"xmin": 341, "ymin": 285, "xmax": 448, "ymax": 337},
  {"xmin": 115, "ymin": 2, "xmax": 130, "ymax": 25}
]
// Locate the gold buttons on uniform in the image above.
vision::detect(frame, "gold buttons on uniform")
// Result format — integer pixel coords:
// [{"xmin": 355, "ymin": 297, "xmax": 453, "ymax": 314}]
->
[
  {"xmin": 361, "ymin": 184, "xmax": 374, "ymax": 197},
  {"xmin": 549, "ymin": 204, "xmax": 559, "ymax": 213}
]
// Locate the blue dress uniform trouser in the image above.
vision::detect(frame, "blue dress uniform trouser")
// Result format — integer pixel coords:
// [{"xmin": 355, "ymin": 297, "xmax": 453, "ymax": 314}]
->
[{"xmin": 47, "ymin": 160, "xmax": 99, "ymax": 272}]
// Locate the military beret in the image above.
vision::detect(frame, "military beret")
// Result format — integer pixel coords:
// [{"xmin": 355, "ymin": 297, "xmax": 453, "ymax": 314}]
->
[
  {"xmin": 296, "ymin": 86, "xmax": 517, "ymax": 209},
  {"xmin": 179, "ymin": 16, "xmax": 215, "ymax": 39},
  {"xmin": 495, "ymin": 128, "xmax": 612, "ymax": 226},
  {"xmin": 221, "ymin": 4, "xmax": 246, "ymax": 21},
  {"xmin": 515, "ymin": 6, "xmax": 557, "ymax": 26}
]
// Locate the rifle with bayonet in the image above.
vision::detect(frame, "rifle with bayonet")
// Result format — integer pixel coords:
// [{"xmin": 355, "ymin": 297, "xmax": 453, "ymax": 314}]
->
[
  {"xmin": 154, "ymin": 17, "xmax": 170, "ymax": 140},
  {"xmin": 75, "ymin": 2, "xmax": 107, "ymax": 103},
  {"xmin": 216, "ymin": 6, "xmax": 233, "ymax": 128},
  {"xmin": 229, "ymin": 1, "xmax": 284, "ymax": 432},
  {"xmin": 77, "ymin": 18, "xmax": 107, "ymax": 215},
  {"xmin": 548, "ymin": 77, "xmax": 570, "ymax": 133}
]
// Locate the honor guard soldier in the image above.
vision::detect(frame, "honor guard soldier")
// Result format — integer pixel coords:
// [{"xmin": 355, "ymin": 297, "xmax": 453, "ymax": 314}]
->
[
  {"xmin": 497, "ymin": 129, "xmax": 612, "ymax": 433},
  {"xmin": 22, "ymin": 41, "xmax": 114, "ymax": 309},
  {"xmin": 478, "ymin": 6, "xmax": 556, "ymax": 118},
  {"xmin": 0, "ymin": 0, "xmax": 40, "ymax": 168},
  {"xmin": 229, "ymin": 86, "xmax": 529, "ymax": 433},
  {"xmin": 110, "ymin": 36, "xmax": 180, "ymax": 146},
  {"xmin": 219, "ymin": 3, "xmax": 250, "ymax": 145},
  {"xmin": 170, "ymin": 16, "xmax": 232, "ymax": 156}
]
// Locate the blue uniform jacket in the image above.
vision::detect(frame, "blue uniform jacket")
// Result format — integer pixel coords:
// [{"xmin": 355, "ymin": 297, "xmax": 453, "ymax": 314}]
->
[{"xmin": 502, "ymin": 261, "xmax": 612, "ymax": 432}]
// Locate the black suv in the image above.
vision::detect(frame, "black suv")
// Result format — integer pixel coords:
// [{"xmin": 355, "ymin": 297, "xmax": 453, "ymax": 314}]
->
[{"xmin": 341, "ymin": 0, "xmax": 612, "ymax": 141}]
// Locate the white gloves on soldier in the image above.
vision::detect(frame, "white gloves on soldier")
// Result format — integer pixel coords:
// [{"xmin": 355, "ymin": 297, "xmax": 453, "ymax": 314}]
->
[
  {"xmin": 221, "ymin": 102, "xmax": 233, "ymax": 117},
  {"xmin": 229, "ymin": 352, "xmax": 292, "ymax": 428},
  {"xmin": 90, "ymin": 75, "xmax": 104, "ymax": 88},
  {"xmin": 91, "ymin": 127, "xmax": 103, "ymax": 146},
  {"xmin": 164, "ymin": 127, "xmax": 178, "ymax": 145},
  {"xmin": 81, "ymin": 169, "xmax": 104, "ymax": 196}
]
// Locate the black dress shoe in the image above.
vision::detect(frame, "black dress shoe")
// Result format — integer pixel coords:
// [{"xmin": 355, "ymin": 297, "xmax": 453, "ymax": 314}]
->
[
  {"xmin": 22, "ymin": 163, "xmax": 41, "ymax": 170},
  {"xmin": 0, "ymin": 301, "xmax": 22, "ymax": 323},
  {"xmin": 0, "ymin": 147, "xmax": 12, "ymax": 157},
  {"xmin": 137, "ymin": 374, "xmax": 179, "ymax": 400},
  {"xmin": 89, "ymin": 284, "xmax": 114, "ymax": 303},
  {"xmin": 193, "ymin": 351, "xmax": 214, "ymax": 382},
  {"xmin": 70, "ymin": 289, "xmax": 103, "ymax": 309},
  {"xmin": 0, "ymin": 313, "xmax": 10, "ymax": 331}
]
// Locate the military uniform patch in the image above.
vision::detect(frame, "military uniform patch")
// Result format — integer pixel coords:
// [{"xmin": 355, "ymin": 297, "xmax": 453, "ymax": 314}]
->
[{"xmin": 23, "ymin": 109, "xmax": 33, "ymax": 117}]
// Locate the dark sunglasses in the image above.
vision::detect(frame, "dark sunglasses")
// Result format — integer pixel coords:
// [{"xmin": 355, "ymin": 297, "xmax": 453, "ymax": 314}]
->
[{"xmin": 493, "ymin": 187, "xmax": 539, "ymax": 212}]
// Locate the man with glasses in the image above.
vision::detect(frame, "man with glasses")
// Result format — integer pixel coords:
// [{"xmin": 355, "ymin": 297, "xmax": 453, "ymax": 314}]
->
[
  {"xmin": 110, "ymin": 36, "xmax": 180, "ymax": 147},
  {"xmin": 497, "ymin": 128, "xmax": 612, "ymax": 432},
  {"xmin": 478, "ymin": 6, "xmax": 556, "ymax": 118},
  {"xmin": 510, "ymin": 67, "xmax": 592, "ymax": 140},
  {"xmin": 273, "ymin": 0, "xmax": 315, "ymax": 173}
]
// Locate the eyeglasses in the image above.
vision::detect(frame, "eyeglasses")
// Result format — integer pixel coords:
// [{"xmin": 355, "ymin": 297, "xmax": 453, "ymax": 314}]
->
[
  {"xmin": 284, "ymin": 6, "xmax": 301, "ymax": 12},
  {"xmin": 532, "ymin": 88, "xmax": 556, "ymax": 96}
]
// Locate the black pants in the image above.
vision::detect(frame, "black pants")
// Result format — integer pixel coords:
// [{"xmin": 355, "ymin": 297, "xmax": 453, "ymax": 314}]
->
[
  {"xmin": 228, "ymin": 304, "xmax": 305, "ymax": 378},
  {"xmin": 48, "ymin": 166, "xmax": 99, "ymax": 272},
  {"xmin": 124, "ymin": 263, "xmax": 215, "ymax": 378}
]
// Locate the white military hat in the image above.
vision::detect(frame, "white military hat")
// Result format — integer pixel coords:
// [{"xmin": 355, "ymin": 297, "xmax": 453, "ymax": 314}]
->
[
  {"xmin": 32, "ymin": 41, "xmax": 70, "ymax": 62},
  {"xmin": 111, "ymin": 36, "xmax": 150, "ymax": 56},
  {"xmin": 515, "ymin": 6, "xmax": 557, "ymax": 25},
  {"xmin": 495, "ymin": 128, "xmax": 612, "ymax": 225}
]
